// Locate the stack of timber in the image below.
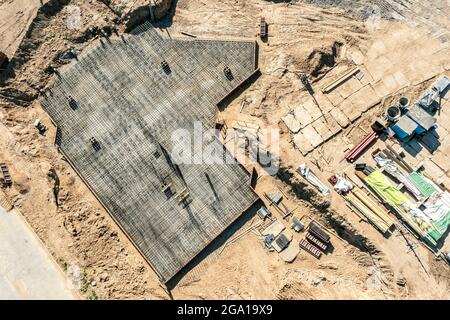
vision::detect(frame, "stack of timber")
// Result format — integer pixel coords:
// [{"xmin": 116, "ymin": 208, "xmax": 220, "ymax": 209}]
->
[
  {"xmin": 300, "ymin": 222, "xmax": 331, "ymax": 259},
  {"xmin": 344, "ymin": 186, "xmax": 395, "ymax": 234}
]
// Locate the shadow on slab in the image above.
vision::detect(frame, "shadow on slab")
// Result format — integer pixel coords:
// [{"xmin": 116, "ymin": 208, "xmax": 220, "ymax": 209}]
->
[{"xmin": 166, "ymin": 199, "xmax": 263, "ymax": 290}]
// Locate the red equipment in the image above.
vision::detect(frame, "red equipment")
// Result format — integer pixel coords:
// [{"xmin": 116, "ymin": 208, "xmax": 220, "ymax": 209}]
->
[{"xmin": 345, "ymin": 131, "xmax": 378, "ymax": 163}]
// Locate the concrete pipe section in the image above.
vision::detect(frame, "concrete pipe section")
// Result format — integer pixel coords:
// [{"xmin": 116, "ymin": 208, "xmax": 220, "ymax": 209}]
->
[
  {"xmin": 387, "ymin": 106, "xmax": 401, "ymax": 122},
  {"xmin": 398, "ymin": 97, "xmax": 410, "ymax": 110},
  {"xmin": 0, "ymin": 207, "xmax": 77, "ymax": 299}
]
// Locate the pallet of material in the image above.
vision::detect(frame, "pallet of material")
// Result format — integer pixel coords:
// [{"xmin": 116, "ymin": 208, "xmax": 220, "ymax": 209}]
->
[
  {"xmin": 0, "ymin": 163, "xmax": 12, "ymax": 187},
  {"xmin": 260, "ymin": 18, "xmax": 268, "ymax": 38},
  {"xmin": 306, "ymin": 232, "xmax": 328, "ymax": 251},
  {"xmin": 299, "ymin": 239, "xmax": 322, "ymax": 259},
  {"xmin": 308, "ymin": 221, "xmax": 330, "ymax": 244},
  {"xmin": 344, "ymin": 186, "xmax": 395, "ymax": 234},
  {"xmin": 345, "ymin": 131, "xmax": 378, "ymax": 163},
  {"xmin": 393, "ymin": 205, "xmax": 429, "ymax": 240}
]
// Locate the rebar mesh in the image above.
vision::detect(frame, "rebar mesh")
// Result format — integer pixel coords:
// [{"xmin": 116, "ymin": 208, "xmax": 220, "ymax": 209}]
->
[{"xmin": 42, "ymin": 23, "xmax": 258, "ymax": 282}]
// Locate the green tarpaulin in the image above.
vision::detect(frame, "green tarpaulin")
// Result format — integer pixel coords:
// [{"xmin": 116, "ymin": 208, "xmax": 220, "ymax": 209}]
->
[
  {"xmin": 431, "ymin": 211, "xmax": 450, "ymax": 240},
  {"xmin": 408, "ymin": 172, "xmax": 436, "ymax": 197},
  {"xmin": 365, "ymin": 170, "xmax": 450, "ymax": 246}
]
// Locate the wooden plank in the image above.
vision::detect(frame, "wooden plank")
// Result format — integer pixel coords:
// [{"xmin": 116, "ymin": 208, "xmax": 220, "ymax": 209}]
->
[
  {"xmin": 352, "ymin": 187, "xmax": 395, "ymax": 227},
  {"xmin": 260, "ymin": 18, "xmax": 267, "ymax": 37},
  {"xmin": 322, "ymin": 67, "xmax": 360, "ymax": 93},
  {"xmin": 181, "ymin": 31, "xmax": 197, "ymax": 38}
]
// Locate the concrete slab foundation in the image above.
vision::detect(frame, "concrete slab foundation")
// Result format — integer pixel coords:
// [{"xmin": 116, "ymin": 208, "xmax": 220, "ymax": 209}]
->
[{"xmin": 42, "ymin": 23, "xmax": 259, "ymax": 283}]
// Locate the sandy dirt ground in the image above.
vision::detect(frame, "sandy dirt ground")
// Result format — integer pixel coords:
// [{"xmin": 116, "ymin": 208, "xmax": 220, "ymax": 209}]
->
[
  {"xmin": 0, "ymin": 0, "xmax": 449, "ymax": 300},
  {"xmin": 0, "ymin": 0, "xmax": 45, "ymax": 57}
]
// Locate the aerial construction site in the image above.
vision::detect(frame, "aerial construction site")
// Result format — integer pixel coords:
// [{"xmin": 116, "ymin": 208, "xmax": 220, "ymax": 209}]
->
[{"xmin": 0, "ymin": 0, "xmax": 449, "ymax": 300}]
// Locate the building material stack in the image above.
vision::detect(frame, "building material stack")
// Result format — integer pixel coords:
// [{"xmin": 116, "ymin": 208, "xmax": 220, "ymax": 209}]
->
[
  {"xmin": 361, "ymin": 167, "xmax": 450, "ymax": 247},
  {"xmin": 344, "ymin": 186, "xmax": 395, "ymax": 234},
  {"xmin": 299, "ymin": 222, "xmax": 330, "ymax": 259},
  {"xmin": 299, "ymin": 239, "xmax": 322, "ymax": 259},
  {"xmin": 0, "ymin": 163, "xmax": 12, "ymax": 187},
  {"xmin": 389, "ymin": 77, "xmax": 450, "ymax": 141},
  {"xmin": 305, "ymin": 232, "xmax": 328, "ymax": 251},
  {"xmin": 260, "ymin": 17, "xmax": 268, "ymax": 38}
]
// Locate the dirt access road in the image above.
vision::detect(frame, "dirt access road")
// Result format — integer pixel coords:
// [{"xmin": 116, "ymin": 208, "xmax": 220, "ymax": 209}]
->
[{"xmin": 0, "ymin": 206, "xmax": 77, "ymax": 299}]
